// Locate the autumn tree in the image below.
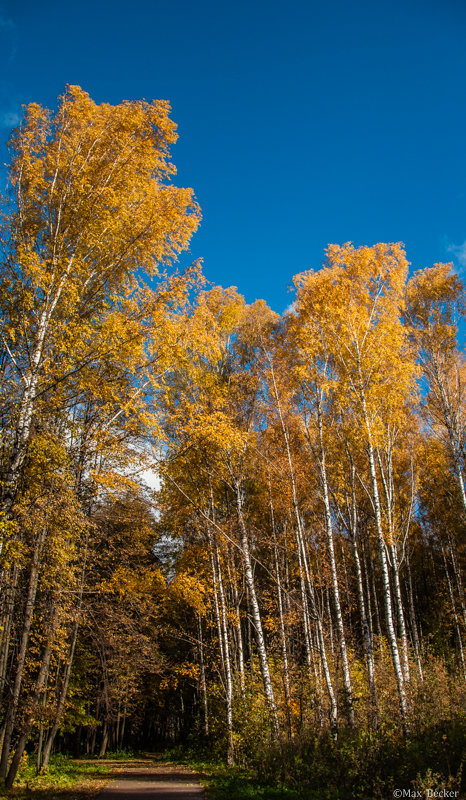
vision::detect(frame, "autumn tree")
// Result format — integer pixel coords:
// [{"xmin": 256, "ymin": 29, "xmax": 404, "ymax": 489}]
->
[
  {"xmin": 0, "ymin": 85, "xmax": 201, "ymax": 785},
  {"xmin": 291, "ymin": 243, "xmax": 417, "ymax": 731},
  {"xmin": 406, "ymin": 263, "xmax": 465, "ymax": 514},
  {"xmin": 0, "ymin": 84, "xmax": 200, "ymax": 520}
]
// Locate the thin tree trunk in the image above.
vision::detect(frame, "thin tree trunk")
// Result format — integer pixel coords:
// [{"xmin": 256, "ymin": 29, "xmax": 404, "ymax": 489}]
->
[
  {"xmin": 296, "ymin": 533, "xmax": 323, "ymax": 721},
  {"xmin": 235, "ymin": 480, "xmax": 280, "ymax": 740},
  {"xmin": 365, "ymin": 430, "xmax": 408, "ymax": 730},
  {"xmin": 389, "ymin": 540, "xmax": 410, "ymax": 682},
  {"xmin": 205, "ymin": 481, "xmax": 233, "ymax": 763},
  {"xmin": 119, "ymin": 695, "xmax": 127, "ymax": 751},
  {"xmin": 228, "ymin": 545, "xmax": 246, "ymax": 697},
  {"xmin": 0, "ymin": 526, "xmax": 46, "ymax": 778},
  {"xmin": 441, "ymin": 542, "xmax": 466, "ymax": 679},
  {"xmin": 214, "ymin": 536, "xmax": 234, "ymax": 764},
  {"xmin": 1, "ymin": 272, "xmax": 71, "ymax": 517},
  {"xmin": 326, "ymin": 587, "xmax": 335, "ymax": 657},
  {"xmin": 42, "ymin": 520, "xmax": 91, "ymax": 760},
  {"xmin": 197, "ymin": 614, "xmax": 209, "ymax": 737},
  {"xmin": 246, "ymin": 587, "xmax": 254, "ymax": 675},
  {"xmin": 447, "ymin": 532, "xmax": 466, "ymax": 627},
  {"xmin": 41, "ymin": 629, "xmax": 78, "ymax": 768},
  {"xmin": 0, "ymin": 565, "xmax": 19, "ymax": 694},
  {"xmin": 268, "ymin": 363, "xmax": 337, "ymax": 733},
  {"xmin": 208, "ymin": 534, "xmax": 226, "ymax": 673},
  {"xmin": 406, "ymin": 548, "xmax": 423, "ymax": 680},
  {"xmin": 99, "ymin": 721, "xmax": 109, "ymax": 758},
  {"xmin": 346, "ymin": 463, "xmax": 378, "ymax": 725},
  {"xmin": 316, "ymin": 392, "xmax": 354, "ymax": 726},
  {"xmin": 351, "ymin": 526, "xmax": 379, "ymax": 724},
  {"xmin": 431, "ymin": 359, "xmax": 466, "ymax": 516},
  {"xmin": 5, "ymin": 606, "xmax": 57, "ymax": 788},
  {"xmin": 354, "ymin": 364, "xmax": 408, "ymax": 731},
  {"xmin": 269, "ymin": 482, "xmax": 292, "ymax": 738},
  {"xmin": 297, "ymin": 521, "xmax": 338, "ymax": 733},
  {"xmin": 36, "ymin": 721, "xmax": 45, "ymax": 773},
  {"xmin": 365, "ymin": 539, "xmax": 383, "ymax": 649},
  {"xmin": 377, "ymin": 446, "xmax": 411, "ymax": 683}
]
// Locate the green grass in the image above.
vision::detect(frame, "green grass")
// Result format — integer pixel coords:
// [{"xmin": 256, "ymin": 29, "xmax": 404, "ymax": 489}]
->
[
  {"xmin": 198, "ymin": 767, "xmax": 319, "ymax": 800},
  {"xmin": 163, "ymin": 750, "xmax": 321, "ymax": 800},
  {"xmin": 0, "ymin": 754, "xmax": 111, "ymax": 800}
]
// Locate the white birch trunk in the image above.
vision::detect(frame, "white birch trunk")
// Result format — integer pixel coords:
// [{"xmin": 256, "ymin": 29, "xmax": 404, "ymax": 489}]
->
[
  {"xmin": 316, "ymin": 394, "xmax": 354, "ymax": 726},
  {"xmin": 268, "ymin": 362, "xmax": 337, "ymax": 731},
  {"xmin": 364, "ymin": 424, "xmax": 408, "ymax": 729},
  {"xmin": 235, "ymin": 480, "xmax": 280, "ymax": 740}
]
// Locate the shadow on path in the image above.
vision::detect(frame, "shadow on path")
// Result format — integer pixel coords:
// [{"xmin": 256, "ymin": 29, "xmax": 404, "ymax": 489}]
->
[{"xmin": 97, "ymin": 760, "xmax": 204, "ymax": 800}]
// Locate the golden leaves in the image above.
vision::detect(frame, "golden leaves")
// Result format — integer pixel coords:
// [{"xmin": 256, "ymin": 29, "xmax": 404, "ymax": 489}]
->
[
  {"xmin": 7, "ymin": 84, "xmax": 201, "ymax": 302},
  {"xmin": 168, "ymin": 571, "xmax": 207, "ymax": 614}
]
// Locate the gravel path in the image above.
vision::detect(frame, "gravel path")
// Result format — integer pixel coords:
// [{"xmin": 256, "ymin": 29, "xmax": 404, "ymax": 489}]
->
[{"xmin": 98, "ymin": 762, "xmax": 205, "ymax": 800}]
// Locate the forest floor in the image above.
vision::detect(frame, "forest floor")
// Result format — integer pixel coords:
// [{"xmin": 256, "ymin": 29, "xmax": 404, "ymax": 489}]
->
[{"xmin": 0, "ymin": 756, "xmax": 204, "ymax": 800}]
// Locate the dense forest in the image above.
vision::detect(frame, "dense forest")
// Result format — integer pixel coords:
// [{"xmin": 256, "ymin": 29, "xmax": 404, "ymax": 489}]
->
[{"xmin": 0, "ymin": 87, "xmax": 464, "ymax": 797}]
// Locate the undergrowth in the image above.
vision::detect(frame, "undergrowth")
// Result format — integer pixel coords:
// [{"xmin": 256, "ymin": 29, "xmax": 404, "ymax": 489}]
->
[
  {"xmin": 164, "ymin": 749, "xmax": 306, "ymax": 800},
  {"xmin": 165, "ymin": 714, "xmax": 466, "ymax": 800},
  {"xmin": 0, "ymin": 754, "xmax": 110, "ymax": 799}
]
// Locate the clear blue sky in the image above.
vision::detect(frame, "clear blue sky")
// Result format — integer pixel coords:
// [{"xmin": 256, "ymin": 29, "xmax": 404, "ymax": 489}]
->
[{"xmin": 1, "ymin": 0, "xmax": 466, "ymax": 320}]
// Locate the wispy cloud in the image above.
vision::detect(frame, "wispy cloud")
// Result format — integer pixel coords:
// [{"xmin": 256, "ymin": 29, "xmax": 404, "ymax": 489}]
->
[
  {"xmin": 446, "ymin": 240, "xmax": 466, "ymax": 272},
  {"xmin": 0, "ymin": 109, "xmax": 20, "ymax": 128},
  {"xmin": 282, "ymin": 301, "xmax": 296, "ymax": 316}
]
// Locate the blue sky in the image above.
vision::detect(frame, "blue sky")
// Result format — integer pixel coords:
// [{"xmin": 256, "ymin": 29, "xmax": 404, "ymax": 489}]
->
[{"xmin": 1, "ymin": 0, "xmax": 466, "ymax": 321}]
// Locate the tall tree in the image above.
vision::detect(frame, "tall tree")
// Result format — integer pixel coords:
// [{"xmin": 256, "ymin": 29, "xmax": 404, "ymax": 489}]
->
[
  {"xmin": 0, "ymin": 85, "xmax": 200, "ymax": 519},
  {"xmin": 406, "ymin": 263, "xmax": 466, "ymax": 514}
]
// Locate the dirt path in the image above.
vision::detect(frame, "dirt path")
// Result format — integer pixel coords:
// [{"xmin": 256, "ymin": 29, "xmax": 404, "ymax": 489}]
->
[{"xmin": 97, "ymin": 761, "xmax": 205, "ymax": 800}]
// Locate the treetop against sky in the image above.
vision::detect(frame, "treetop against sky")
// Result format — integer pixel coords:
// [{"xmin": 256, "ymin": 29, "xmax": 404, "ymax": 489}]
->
[{"xmin": 0, "ymin": 0, "xmax": 465, "ymax": 325}]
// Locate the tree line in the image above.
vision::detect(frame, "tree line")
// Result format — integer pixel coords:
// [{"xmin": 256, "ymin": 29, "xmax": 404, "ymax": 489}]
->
[{"xmin": 0, "ymin": 87, "xmax": 464, "ymax": 794}]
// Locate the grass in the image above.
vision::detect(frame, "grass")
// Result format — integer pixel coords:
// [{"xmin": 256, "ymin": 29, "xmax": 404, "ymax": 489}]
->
[
  {"xmin": 196, "ymin": 766, "xmax": 318, "ymax": 800},
  {"xmin": 0, "ymin": 754, "xmax": 112, "ymax": 800},
  {"xmin": 163, "ymin": 749, "xmax": 319, "ymax": 800}
]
